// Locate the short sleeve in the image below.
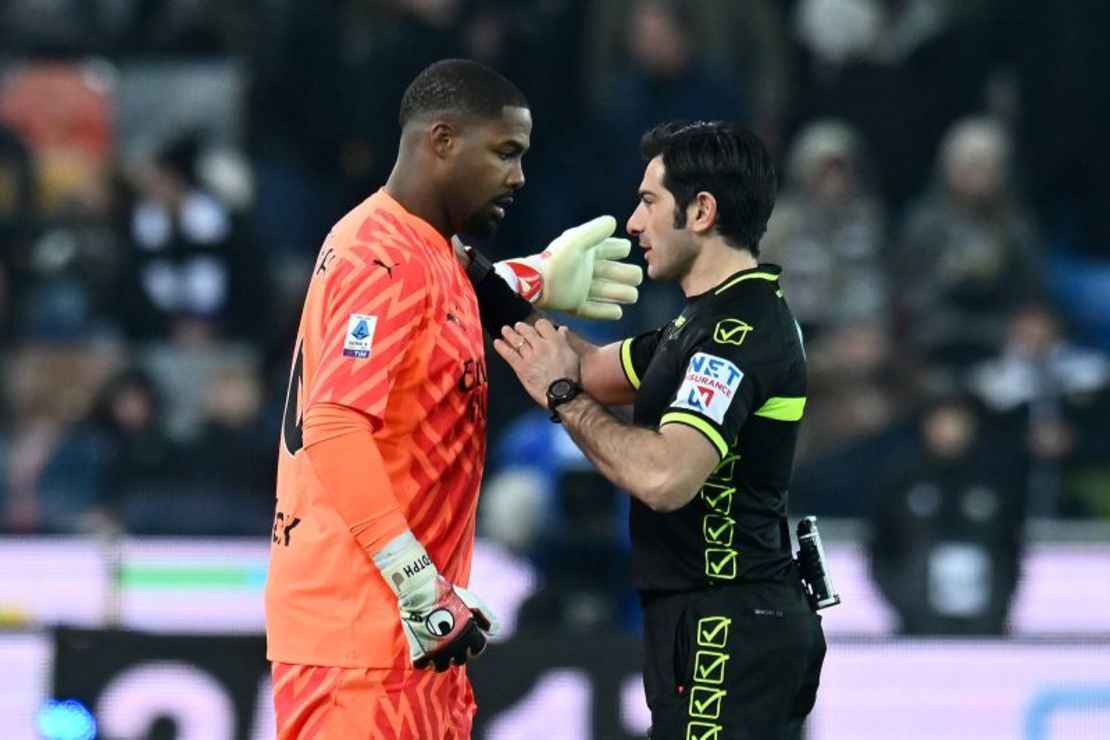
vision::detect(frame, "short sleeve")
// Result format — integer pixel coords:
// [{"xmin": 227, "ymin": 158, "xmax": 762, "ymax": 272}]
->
[
  {"xmin": 307, "ymin": 243, "xmax": 429, "ymax": 423},
  {"xmin": 619, "ymin": 328, "xmax": 663, "ymax": 390},
  {"xmin": 659, "ymin": 318, "xmax": 798, "ymax": 458}
]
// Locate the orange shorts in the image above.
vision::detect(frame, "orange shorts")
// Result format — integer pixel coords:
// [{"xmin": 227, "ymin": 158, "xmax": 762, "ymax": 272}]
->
[{"xmin": 272, "ymin": 661, "xmax": 476, "ymax": 739}]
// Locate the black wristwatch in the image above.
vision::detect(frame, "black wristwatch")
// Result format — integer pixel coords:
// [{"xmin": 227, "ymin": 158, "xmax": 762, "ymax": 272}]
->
[{"xmin": 546, "ymin": 378, "xmax": 582, "ymax": 422}]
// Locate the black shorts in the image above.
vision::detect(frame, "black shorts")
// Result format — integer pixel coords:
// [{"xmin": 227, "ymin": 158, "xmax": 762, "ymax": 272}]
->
[{"xmin": 641, "ymin": 578, "xmax": 826, "ymax": 740}]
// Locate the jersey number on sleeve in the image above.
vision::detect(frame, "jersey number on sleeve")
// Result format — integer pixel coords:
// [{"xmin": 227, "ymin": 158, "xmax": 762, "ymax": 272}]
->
[{"xmin": 282, "ymin": 342, "xmax": 305, "ymax": 455}]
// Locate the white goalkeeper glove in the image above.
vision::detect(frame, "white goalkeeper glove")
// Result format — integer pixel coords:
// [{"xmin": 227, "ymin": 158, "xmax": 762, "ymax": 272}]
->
[
  {"xmin": 493, "ymin": 216, "xmax": 643, "ymax": 320},
  {"xmin": 373, "ymin": 530, "xmax": 499, "ymax": 672}
]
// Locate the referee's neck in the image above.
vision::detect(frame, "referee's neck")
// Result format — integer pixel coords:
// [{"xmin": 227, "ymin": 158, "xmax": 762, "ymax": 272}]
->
[{"xmin": 680, "ymin": 240, "xmax": 758, "ymax": 296}]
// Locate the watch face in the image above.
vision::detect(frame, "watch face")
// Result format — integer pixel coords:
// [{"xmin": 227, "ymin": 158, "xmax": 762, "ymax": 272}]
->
[{"xmin": 550, "ymin": 379, "xmax": 573, "ymax": 398}]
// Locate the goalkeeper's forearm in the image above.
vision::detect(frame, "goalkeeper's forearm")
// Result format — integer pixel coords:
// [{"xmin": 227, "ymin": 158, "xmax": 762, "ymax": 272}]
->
[
  {"xmin": 304, "ymin": 405, "xmax": 497, "ymax": 671},
  {"xmin": 303, "ymin": 403, "xmax": 409, "ymax": 554}
]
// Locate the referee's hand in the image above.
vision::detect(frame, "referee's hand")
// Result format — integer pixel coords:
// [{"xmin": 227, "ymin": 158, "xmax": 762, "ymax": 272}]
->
[{"xmin": 493, "ymin": 320, "xmax": 580, "ymax": 409}]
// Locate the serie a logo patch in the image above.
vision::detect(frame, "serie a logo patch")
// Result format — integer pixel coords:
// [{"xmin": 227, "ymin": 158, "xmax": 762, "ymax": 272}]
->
[
  {"xmin": 342, "ymin": 313, "xmax": 377, "ymax": 358},
  {"xmin": 673, "ymin": 352, "xmax": 743, "ymax": 424}
]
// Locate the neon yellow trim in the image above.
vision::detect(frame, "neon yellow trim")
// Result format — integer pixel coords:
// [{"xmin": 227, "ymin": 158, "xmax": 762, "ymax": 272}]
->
[
  {"xmin": 714, "ymin": 271, "xmax": 779, "ymax": 295},
  {"xmin": 620, "ymin": 338, "xmax": 641, "ymax": 389},
  {"xmin": 661, "ymin": 412, "xmax": 728, "ymax": 457},
  {"xmin": 754, "ymin": 396, "xmax": 806, "ymax": 421}
]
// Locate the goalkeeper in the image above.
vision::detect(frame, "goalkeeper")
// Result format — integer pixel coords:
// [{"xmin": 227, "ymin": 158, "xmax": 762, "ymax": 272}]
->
[{"xmin": 264, "ymin": 59, "xmax": 642, "ymax": 739}]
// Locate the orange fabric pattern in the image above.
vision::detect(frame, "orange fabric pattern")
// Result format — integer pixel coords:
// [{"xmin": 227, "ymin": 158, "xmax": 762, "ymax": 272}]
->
[{"xmin": 272, "ymin": 662, "xmax": 475, "ymax": 739}]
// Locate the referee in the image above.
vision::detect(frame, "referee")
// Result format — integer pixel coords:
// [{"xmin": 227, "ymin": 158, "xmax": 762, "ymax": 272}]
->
[{"xmin": 494, "ymin": 121, "xmax": 827, "ymax": 739}]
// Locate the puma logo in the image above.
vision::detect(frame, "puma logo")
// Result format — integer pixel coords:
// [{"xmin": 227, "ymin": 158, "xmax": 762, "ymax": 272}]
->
[
  {"xmin": 372, "ymin": 259, "xmax": 397, "ymax": 278},
  {"xmin": 316, "ymin": 248, "xmax": 336, "ymax": 275}
]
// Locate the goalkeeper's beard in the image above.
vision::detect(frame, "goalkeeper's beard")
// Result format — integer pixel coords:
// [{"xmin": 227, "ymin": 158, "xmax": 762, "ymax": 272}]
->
[
  {"xmin": 459, "ymin": 206, "xmax": 504, "ymax": 240},
  {"xmin": 459, "ymin": 198, "xmax": 510, "ymax": 238}
]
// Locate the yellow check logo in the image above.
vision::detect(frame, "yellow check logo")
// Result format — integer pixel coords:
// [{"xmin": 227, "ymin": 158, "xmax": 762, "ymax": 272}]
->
[
  {"xmin": 713, "ymin": 319, "xmax": 753, "ymax": 346},
  {"xmin": 705, "ymin": 548, "xmax": 738, "ymax": 580},
  {"xmin": 703, "ymin": 515, "xmax": 735, "ymax": 547},
  {"xmin": 707, "ymin": 454, "xmax": 739, "ymax": 484},
  {"xmin": 689, "ymin": 686, "xmax": 727, "ymax": 719},
  {"xmin": 697, "ymin": 616, "xmax": 731, "ymax": 648},
  {"xmin": 700, "ymin": 483, "xmax": 734, "ymax": 515},
  {"xmin": 694, "ymin": 650, "xmax": 729, "ymax": 684},
  {"xmin": 686, "ymin": 721, "xmax": 722, "ymax": 740}
]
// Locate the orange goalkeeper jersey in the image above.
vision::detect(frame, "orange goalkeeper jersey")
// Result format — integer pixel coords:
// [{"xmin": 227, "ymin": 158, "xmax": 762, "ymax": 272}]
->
[{"xmin": 265, "ymin": 189, "xmax": 488, "ymax": 668}]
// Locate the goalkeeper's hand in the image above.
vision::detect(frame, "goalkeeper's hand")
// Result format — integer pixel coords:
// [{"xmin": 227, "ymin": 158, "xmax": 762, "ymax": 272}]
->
[
  {"xmin": 373, "ymin": 531, "xmax": 499, "ymax": 672},
  {"xmin": 494, "ymin": 216, "xmax": 643, "ymax": 320}
]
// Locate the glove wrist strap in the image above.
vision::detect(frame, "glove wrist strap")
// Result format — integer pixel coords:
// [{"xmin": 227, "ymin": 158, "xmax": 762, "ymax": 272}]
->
[
  {"xmin": 372, "ymin": 530, "xmax": 438, "ymax": 599},
  {"xmin": 470, "ymin": 255, "xmax": 536, "ymax": 336}
]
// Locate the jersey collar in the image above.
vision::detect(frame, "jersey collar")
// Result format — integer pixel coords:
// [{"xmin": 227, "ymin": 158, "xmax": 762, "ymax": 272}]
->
[{"xmin": 711, "ymin": 263, "xmax": 782, "ymax": 296}]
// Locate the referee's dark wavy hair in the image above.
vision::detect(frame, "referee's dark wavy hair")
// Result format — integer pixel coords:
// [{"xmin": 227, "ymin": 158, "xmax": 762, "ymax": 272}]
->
[
  {"xmin": 399, "ymin": 59, "xmax": 529, "ymax": 127},
  {"xmin": 641, "ymin": 121, "xmax": 777, "ymax": 257}
]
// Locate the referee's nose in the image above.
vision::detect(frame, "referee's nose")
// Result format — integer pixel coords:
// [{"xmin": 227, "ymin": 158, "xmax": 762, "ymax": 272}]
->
[{"xmin": 627, "ymin": 202, "xmax": 647, "ymax": 239}]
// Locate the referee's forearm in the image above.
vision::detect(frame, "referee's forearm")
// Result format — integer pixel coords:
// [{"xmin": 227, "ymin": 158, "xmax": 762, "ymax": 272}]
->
[{"xmin": 555, "ymin": 395, "xmax": 675, "ymax": 511}]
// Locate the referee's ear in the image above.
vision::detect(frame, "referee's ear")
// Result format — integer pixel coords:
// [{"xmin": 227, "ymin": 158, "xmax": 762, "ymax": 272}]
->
[{"xmin": 688, "ymin": 191, "xmax": 718, "ymax": 235}]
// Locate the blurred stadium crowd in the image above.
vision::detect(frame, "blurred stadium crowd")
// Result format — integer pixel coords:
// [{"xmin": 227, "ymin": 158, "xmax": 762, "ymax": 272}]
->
[{"xmin": 0, "ymin": 0, "xmax": 1108, "ymax": 635}]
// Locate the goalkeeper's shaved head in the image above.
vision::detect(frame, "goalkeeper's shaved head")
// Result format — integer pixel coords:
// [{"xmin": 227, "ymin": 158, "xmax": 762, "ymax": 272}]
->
[{"xmin": 399, "ymin": 59, "xmax": 529, "ymax": 128}]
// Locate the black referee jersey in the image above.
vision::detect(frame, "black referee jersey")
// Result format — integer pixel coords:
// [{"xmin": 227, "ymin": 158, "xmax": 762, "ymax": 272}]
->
[{"xmin": 619, "ymin": 264, "xmax": 806, "ymax": 593}]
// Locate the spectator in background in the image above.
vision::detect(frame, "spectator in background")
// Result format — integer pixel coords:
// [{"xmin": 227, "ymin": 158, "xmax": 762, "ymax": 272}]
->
[
  {"xmin": 870, "ymin": 389, "xmax": 1027, "ymax": 635},
  {"xmin": 247, "ymin": 0, "xmax": 468, "ymax": 373},
  {"xmin": 589, "ymin": 0, "xmax": 748, "ymax": 332},
  {"xmin": 2, "ymin": 350, "xmax": 127, "ymax": 534},
  {"xmin": 173, "ymin": 363, "xmax": 275, "ymax": 534},
  {"xmin": 97, "ymin": 364, "xmax": 269, "ymax": 536},
  {"xmin": 248, "ymin": 0, "xmax": 466, "ymax": 256},
  {"xmin": 760, "ymin": 119, "xmax": 900, "ymax": 494},
  {"xmin": 789, "ymin": 0, "xmax": 1000, "ymax": 211},
  {"xmin": 968, "ymin": 304, "xmax": 1110, "ymax": 517},
  {"xmin": 456, "ymin": 0, "xmax": 591, "ymax": 253},
  {"xmin": 591, "ymin": 0, "xmax": 748, "ymax": 200},
  {"xmin": 786, "ymin": 322, "xmax": 912, "ymax": 518},
  {"xmin": 124, "ymin": 132, "xmax": 257, "ymax": 344},
  {"xmin": 761, "ymin": 118, "xmax": 887, "ymax": 339},
  {"xmin": 584, "ymin": 0, "xmax": 790, "ymax": 149},
  {"xmin": 85, "ymin": 369, "xmax": 180, "ymax": 533},
  {"xmin": 891, "ymin": 117, "xmax": 1042, "ymax": 367},
  {"xmin": 18, "ymin": 171, "xmax": 132, "ymax": 341}
]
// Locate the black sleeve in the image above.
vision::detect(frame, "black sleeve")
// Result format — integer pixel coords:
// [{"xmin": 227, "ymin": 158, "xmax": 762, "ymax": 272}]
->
[{"xmin": 659, "ymin": 319, "xmax": 801, "ymax": 458}]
